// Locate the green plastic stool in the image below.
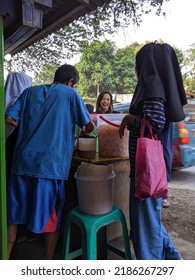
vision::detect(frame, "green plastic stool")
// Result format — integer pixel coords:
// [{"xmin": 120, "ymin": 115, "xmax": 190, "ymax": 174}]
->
[{"xmin": 61, "ymin": 204, "xmax": 131, "ymax": 260}]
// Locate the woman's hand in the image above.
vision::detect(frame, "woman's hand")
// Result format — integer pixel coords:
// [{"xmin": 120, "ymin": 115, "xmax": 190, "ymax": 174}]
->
[{"xmin": 119, "ymin": 114, "xmax": 136, "ymax": 138}]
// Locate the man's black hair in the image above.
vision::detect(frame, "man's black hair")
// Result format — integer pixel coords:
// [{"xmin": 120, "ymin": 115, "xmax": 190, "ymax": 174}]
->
[{"xmin": 53, "ymin": 64, "xmax": 79, "ymax": 85}]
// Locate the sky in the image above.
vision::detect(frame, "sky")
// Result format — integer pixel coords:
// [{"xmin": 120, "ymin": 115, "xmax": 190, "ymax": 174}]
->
[
  {"xmin": 107, "ymin": 0, "xmax": 194, "ymax": 51},
  {"xmin": 69, "ymin": 0, "xmax": 194, "ymax": 64}
]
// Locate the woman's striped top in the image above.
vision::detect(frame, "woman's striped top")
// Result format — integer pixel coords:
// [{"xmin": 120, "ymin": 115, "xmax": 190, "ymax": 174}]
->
[{"xmin": 129, "ymin": 98, "xmax": 166, "ymax": 177}]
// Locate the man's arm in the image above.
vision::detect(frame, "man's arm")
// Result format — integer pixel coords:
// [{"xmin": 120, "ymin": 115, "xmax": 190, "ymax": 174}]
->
[{"xmin": 83, "ymin": 121, "xmax": 94, "ymax": 134}]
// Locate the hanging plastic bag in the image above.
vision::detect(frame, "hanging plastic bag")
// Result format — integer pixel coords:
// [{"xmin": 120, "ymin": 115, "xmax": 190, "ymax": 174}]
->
[{"xmin": 135, "ymin": 119, "xmax": 168, "ymax": 200}]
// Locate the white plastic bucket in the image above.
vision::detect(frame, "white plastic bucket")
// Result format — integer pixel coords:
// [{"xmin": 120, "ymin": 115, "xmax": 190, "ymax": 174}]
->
[{"xmin": 74, "ymin": 171, "xmax": 116, "ymax": 215}]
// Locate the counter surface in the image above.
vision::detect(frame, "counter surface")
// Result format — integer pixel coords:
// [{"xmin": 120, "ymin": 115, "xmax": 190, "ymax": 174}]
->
[{"xmin": 72, "ymin": 154, "xmax": 129, "ymax": 165}]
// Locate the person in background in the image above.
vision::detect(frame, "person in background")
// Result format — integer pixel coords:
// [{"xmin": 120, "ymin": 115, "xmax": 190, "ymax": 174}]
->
[
  {"xmin": 95, "ymin": 91, "xmax": 115, "ymax": 114},
  {"xmin": 85, "ymin": 103, "xmax": 94, "ymax": 114},
  {"xmin": 5, "ymin": 72, "xmax": 32, "ymax": 186},
  {"xmin": 5, "ymin": 72, "xmax": 32, "ymax": 141},
  {"xmin": 119, "ymin": 42, "xmax": 187, "ymax": 260},
  {"xmin": 5, "ymin": 72, "xmax": 37, "ymax": 244},
  {"xmin": 5, "ymin": 64, "xmax": 94, "ymax": 260}
]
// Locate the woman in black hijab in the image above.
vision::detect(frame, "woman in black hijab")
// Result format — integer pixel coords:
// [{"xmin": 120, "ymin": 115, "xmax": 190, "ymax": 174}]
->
[{"xmin": 119, "ymin": 42, "xmax": 187, "ymax": 260}]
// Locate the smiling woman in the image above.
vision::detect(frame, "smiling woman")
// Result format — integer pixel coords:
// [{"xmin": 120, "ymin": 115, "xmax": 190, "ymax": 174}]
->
[{"xmin": 95, "ymin": 91, "xmax": 115, "ymax": 113}]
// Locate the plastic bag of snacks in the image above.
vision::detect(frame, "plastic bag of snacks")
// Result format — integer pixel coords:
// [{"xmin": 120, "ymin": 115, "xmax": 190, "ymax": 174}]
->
[{"xmin": 97, "ymin": 114, "xmax": 129, "ymax": 158}]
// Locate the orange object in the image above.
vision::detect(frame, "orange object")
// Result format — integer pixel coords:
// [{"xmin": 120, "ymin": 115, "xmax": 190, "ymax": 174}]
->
[{"xmin": 177, "ymin": 122, "xmax": 190, "ymax": 144}]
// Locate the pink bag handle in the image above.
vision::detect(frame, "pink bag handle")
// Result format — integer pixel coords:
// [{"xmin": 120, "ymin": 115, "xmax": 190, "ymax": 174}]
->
[
  {"xmin": 99, "ymin": 115, "xmax": 120, "ymax": 128},
  {"xmin": 140, "ymin": 119, "xmax": 158, "ymax": 140}
]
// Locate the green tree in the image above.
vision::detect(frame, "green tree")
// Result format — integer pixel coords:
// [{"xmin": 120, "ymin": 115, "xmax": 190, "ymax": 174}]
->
[
  {"xmin": 76, "ymin": 40, "xmax": 116, "ymax": 97},
  {"xmin": 5, "ymin": 0, "xmax": 169, "ymax": 75},
  {"xmin": 182, "ymin": 44, "xmax": 195, "ymax": 92},
  {"xmin": 75, "ymin": 41, "xmax": 145, "ymax": 97},
  {"xmin": 32, "ymin": 41, "xmax": 195, "ymax": 99},
  {"xmin": 173, "ymin": 46, "xmax": 185, "ymax": 66},
  {"xmin": 33, "ymin": 64, "xmax": 60, "ymax": 85},
  {"xmin": 113, "ymin": 43, "xmax": 142, "ymax": 94}
]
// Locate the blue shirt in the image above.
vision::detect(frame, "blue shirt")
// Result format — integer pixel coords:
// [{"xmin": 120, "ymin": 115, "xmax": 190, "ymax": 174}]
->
[{"xmin": 6, "ymin": 84, "xmax": 91, "ymax": 180}]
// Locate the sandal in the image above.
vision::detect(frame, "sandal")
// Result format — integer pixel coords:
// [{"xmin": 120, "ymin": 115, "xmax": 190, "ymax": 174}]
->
[{"xmin": 162, "ymin": 199, "xmax": 170, "ymax": 208}]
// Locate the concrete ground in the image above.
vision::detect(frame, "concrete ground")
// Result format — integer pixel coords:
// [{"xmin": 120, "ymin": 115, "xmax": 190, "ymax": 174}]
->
[
  {"xmin": 10, "ymin": 227, "xmax": 194, "ymax": 260},
  {"xmin": 164, "ymin": 166, "xmax": 195, "ymax": 260}
]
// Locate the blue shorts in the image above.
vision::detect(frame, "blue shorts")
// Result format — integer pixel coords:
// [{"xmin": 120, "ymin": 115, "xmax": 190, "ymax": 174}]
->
[{"xmin": 7, "ymin": 175, "xmax": 65, "ymax": 233}]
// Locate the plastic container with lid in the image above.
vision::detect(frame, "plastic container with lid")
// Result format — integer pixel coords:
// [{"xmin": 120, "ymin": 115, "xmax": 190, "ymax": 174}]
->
[
  {"xmin": 74, "ymin": 171, "xmax": 116, "ymax": 215},
  {"xmin": 97, "ymin": 114, "xmax": 129, "ymax": 158}
]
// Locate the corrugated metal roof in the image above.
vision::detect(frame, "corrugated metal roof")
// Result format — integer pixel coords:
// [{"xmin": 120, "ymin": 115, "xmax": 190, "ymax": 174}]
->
[{"xmin": 1, "ymin": 0, "xmax": 107, "ymax": 55}]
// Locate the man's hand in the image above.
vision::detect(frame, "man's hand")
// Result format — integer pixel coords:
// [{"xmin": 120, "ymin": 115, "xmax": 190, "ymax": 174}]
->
[
  {"xmin": 83, "ymin": 121, "xmax": 94, "ymax": 134},
  {"xmin": 6, "ymin": 116, "xmax": 19, "ymax": 127}
]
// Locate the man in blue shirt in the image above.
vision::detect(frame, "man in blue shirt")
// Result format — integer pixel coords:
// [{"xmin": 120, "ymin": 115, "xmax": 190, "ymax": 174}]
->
[{"xmin": 6, "ymin": 64, "xmax": 94, "ymax": 259}]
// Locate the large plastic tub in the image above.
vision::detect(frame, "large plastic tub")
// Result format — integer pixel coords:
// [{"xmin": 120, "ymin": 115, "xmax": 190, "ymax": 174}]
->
[
  {"xmin": 97, "ymin": 114, "xmax": 129, "ymax": 158},
  {"xmin": 74, "ymin": 171, "xmax": 116, "ymax": 215}
]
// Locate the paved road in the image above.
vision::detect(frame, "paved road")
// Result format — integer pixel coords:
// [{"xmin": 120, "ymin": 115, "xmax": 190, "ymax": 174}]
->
[
  {"xmin": 169, "ymin": 166, "xmax": 195, "ymax": 191},
  {"xmin": 165, "ymin": 165, "xmax": 195, "ymax": 260}
]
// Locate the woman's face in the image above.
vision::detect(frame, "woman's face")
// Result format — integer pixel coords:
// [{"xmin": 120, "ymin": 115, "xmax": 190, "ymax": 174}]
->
[{"xmin": 100, "ymin": 93, "xmax": 111, "ymax": 113}]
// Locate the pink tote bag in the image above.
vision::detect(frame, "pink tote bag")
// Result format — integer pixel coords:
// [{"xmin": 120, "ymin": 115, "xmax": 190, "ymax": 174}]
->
[{"xmin": 135, "ymin": 119, "xmax": 168, "ymax": 200}]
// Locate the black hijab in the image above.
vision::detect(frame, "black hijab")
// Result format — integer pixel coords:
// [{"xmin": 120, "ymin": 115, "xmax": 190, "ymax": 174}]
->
[{"xmin": 130, "ymin": 42, "xmax": 187, "ymax": 122}]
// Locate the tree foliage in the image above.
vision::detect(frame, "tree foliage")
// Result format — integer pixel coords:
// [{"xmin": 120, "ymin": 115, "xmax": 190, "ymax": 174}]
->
[
  {"xmin": 33, "ymin": 64, "xmax": 60, "ymax": 85},
  {"xmin": 113, "ymin": 43, "xmax": 141, "ymax": 94},
  {"xmin": 5, "ymin": 0, "xmax": 169, "ymax": 74},
  {"xmin": 182, "ymin": 44, "xmax": 195, "ymax": 92},
  {"xmin": 28, "ymin": 40, "xmax": 195, "ymax": 98},
  {"xmin": 74, "ymin": 41, "xmax": 143, "ymax": 97},
  {"xmin": 75, "ymin": 40, "xmax": 116, "ymax": 97}
]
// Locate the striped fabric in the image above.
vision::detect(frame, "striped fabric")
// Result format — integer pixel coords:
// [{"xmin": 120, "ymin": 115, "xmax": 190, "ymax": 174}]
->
[{"xmin": 129, "ymin": 98, "xmax": 166, "ymax": 177}]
